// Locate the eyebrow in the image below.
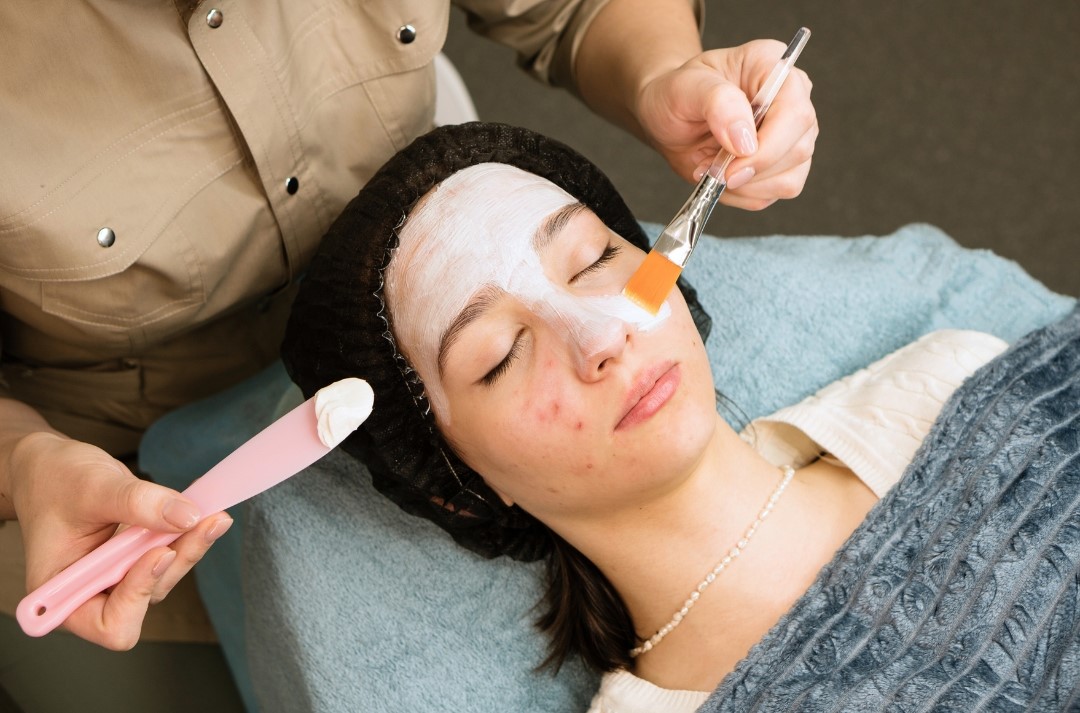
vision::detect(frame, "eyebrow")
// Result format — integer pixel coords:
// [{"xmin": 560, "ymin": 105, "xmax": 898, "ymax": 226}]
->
[
  {"xmin": 532, "ymin": 202, "xmax": 587, "ymax": 253},
  {"xmin": 437, "ymin": 284, "xmax": 506, "ymax": 377}
]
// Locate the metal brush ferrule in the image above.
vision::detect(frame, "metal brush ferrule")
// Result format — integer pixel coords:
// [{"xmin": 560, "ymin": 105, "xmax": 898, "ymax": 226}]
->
[{"xmin": 652, "ymin": 174, "xmax": 726, "ymax": 268}]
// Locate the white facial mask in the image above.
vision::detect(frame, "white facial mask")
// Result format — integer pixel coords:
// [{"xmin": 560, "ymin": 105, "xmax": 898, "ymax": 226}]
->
[{"xmin": 385, "ymin": 164, "xmax": 670, "ymax": 421}]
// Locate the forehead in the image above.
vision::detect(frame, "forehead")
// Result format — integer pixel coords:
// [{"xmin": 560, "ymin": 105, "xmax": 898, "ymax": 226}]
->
[
  {"xmin": 384, "ymin": 163, "xmax": 580, "ymax": 372},
  {"xmin": 397, "ymin": 163, "xmax": 578, "ymax": 266}
]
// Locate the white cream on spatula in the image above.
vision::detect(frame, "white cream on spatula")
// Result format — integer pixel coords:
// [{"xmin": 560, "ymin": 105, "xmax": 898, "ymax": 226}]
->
[
  {"xmin": 17, "ymin": 377, "xmax": 373, "ymax": 638},
  {"xmin": 314, "ymin": 377, "xmax": 375, "ymax": 448}
]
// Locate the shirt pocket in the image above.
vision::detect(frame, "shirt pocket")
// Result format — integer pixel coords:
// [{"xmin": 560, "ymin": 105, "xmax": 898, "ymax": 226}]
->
[
  {"xmin": 37, "ymin": 221, "xmax": 207, "ymax": 350},
  {"xmin": 0, "ymin": 98, "xmax": 248, "ymax": 353}
]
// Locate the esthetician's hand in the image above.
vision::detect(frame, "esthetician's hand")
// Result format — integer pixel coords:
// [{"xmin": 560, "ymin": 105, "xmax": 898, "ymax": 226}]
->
[
  {"xmin": 636, "ymin": 39, "xmax": 818, "ymax": 211},
  {"xmin": 9, "ymin": 433, "xmax": 231, "ymax": 650}
]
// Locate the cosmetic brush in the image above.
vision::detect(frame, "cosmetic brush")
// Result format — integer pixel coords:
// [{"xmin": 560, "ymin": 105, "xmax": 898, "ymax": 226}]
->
[{"xmin": 623, "ymin": 27, "xmax": 811, "ymax": 314}]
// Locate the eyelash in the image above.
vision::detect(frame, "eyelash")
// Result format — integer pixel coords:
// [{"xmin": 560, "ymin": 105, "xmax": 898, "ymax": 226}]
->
[
  {"xmin": 481, "ymin": 329, "xmax": 524, "ymax": 386},
  {"xmin": 571, "ymin": 243, "xmax": 620, "ymax": 282}
]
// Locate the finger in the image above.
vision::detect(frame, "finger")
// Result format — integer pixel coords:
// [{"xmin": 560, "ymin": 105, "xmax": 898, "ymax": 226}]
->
[
  {"xmin": 697, "ymin": 79, "xmax": 759, "ymax": 161},
  {"xmin": 722, "ymin": 132, "xmax": 816, "ymax": 205},
  {"xmin": 717, "ymin": 118, "xmax": 816, "ymax": 207},
  {"xmin": 151, "ymin": 514, "xmax": 233, "ymax": 603},
  {"xmin": 61, "ymin": 546, "xmax": 174, "ymax": 651},
  {"xmin": 734, "ymin": 118, "xmax": 816, "ymax": 191},
  {"xmin": 95, "ymin": 473, "xmax": 202, "ymax": 534},
  {"xmin": 722, "ymin": 68, "xmax": 816, "ymax": 184},
  {"xmin": 730, "ymin": 119, "xmax": 812, "ymax": 196},
  {"xmin": 692, "ymin": 39, "xmax": 794, "ymax": 168},
  {"xmin": 718, "ymin": 120, "xmax": 817, "ymax": 193},
  {"xmin": 718, "ymin": 193, "xmax": 778, "ymax": 212},
  {"xmin": 746, "ymin": 106, "xmax": 818, "ymax": 186},
  {"xmin": 720, "ymin": 155, "xmax": 812, "ymax": 209}
]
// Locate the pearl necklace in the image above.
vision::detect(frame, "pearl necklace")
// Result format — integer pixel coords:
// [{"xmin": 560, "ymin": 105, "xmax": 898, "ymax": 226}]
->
[{"xmin": 629, "ymin": 464, "xmax": 796, "ymax": 657}]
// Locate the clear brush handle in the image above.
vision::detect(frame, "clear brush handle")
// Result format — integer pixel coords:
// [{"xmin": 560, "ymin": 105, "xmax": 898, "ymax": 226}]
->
[{"xmin": 702, "ymin": 27, "xmax": 811, "ymax": 182}]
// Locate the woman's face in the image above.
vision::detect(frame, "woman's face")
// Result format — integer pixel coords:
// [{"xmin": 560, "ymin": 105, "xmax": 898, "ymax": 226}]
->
[{"xmin": 385, "ymin": 164, "xmax": 718, "ymax": 524}]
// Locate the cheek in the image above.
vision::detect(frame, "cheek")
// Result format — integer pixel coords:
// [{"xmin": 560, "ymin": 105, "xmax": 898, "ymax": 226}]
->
[
  {"xmin": 520, "ymin": 358, "xmax": 587, "ymax": 430},
  {"xmin": 458, "ymin": 370, "xmax": 590, "ymax": 473}
]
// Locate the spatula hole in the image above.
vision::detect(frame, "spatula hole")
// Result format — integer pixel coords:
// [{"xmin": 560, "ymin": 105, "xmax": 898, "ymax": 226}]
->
[{"xmin": 36, "ymin": 605, "xmax": 46, "ymax": 617}]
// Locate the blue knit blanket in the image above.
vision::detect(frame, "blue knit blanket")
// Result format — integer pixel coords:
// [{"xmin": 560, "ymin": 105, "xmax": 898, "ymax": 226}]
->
[{"xmin": 701, "ymin": 305, "xmax": 1080, "ymax": 712}]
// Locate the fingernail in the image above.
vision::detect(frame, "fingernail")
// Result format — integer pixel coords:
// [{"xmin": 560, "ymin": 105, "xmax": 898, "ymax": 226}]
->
[
  {"xmin": 205, "ymin": 516, "xmax": 234, "ymax": 543},
  {"xmin": 693, "ymin": 166, "xmax": 705, "ymax": 182},
  {"xmin": 151, "ymin": 550, "xmax": 177, "ymax": 578},
  {"xmin": 730, "ymin": 121, "xmax": 758, "ymax": 155},
  {"xmin": 163, "ymin": 499, "xmax": 201, "ymax": 529},
  {"xmin": 726, "ymin": 166, "xmax": 756, "ymax": 191}
]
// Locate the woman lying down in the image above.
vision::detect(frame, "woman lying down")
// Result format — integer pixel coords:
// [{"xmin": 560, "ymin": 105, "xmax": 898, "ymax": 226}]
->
[{"xmin": 282, "ymin": 122, "xmax": 1080, "ymax": 712}]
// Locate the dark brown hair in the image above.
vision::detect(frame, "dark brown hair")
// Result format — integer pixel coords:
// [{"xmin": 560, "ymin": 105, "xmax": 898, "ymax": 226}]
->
[{"xmin": 536, "ymin": 531, "xmax": 637, "ymax": 673}]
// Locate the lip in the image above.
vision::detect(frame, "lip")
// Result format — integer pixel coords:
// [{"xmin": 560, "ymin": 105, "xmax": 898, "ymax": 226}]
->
[{"xmin": 615, "ymin": 362, "xmax": 680, "ymax": 431}]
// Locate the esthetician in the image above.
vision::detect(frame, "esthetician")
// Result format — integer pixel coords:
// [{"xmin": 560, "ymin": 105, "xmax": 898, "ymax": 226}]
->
[{"xmin": 0, "ymin": 0, "xmax": 816, "ymax": 709}]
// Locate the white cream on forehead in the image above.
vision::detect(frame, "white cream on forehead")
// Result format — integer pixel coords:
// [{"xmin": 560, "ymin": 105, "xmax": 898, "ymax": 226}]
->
[{"xmin": 385, "ymin": 163, "xmax": 670, "ymax": 421}]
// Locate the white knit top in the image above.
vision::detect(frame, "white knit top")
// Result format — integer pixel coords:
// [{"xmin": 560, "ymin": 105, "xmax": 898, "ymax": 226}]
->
[{"xmin": 586, "ymin": 329, "xmax": 1008, "ymax": 713}]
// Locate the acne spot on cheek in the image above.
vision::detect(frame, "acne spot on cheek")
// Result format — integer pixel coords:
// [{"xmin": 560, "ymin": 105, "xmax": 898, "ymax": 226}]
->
[
  {"xmin": 575, "ymin": 421, "xmax": 583, "ymax": 430},
  {"xmin": 531, "ymin": 399, "xmax": 562, "ymax": 424}
]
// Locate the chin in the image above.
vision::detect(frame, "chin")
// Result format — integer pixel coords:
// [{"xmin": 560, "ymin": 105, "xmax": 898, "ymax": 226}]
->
[{"xmin": 637, "ymin": 379, "xmax": 717, "ymax": 472}]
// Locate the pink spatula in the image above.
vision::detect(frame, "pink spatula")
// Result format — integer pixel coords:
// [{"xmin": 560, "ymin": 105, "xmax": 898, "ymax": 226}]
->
[{"xmin": 17, "ymin": 377, "xmax": 373, "ymax": 637}]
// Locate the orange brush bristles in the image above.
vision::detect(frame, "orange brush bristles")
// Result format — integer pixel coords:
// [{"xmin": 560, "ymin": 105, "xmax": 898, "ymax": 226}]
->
[{"xmin": 622, "ymin": 249, "xmax": 683, "ymax": 315}]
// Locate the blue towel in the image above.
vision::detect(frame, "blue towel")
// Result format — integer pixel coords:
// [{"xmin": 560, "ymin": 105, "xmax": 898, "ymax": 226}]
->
[{"xmin": 139, "ymin": 224, "xmax": 1075, "ymax": 712}]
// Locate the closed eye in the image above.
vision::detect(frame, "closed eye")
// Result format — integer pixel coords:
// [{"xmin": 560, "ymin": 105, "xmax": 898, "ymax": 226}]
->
[
  {"xmin": 571, "ymin": 244, "xmax": 620, "ymax": 283},
  {"xmin": 480, "ymin": 329, "xmax": 525, "ymax": 386}
]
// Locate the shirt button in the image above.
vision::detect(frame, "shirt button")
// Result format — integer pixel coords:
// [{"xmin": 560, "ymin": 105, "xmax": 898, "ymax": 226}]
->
[
  {"xmin": 96, "ymin": 227, "xmax": 116, "ymax": 248},
  {"xmin": 396, "ymin": 24, "xmax": 417, "ymax": 44},
  {"xmin": 285, "ymin": 177, "xmax": 299, "ymax": 195},
  {"xmin": 206, "ymin": 9, "xmax": 223, "ymax": 28}
]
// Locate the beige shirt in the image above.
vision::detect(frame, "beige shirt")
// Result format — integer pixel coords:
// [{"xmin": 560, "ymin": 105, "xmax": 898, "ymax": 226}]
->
[
  {"xmin": 588, "ymin": 329, "xmax": 1009, "ymax": 713},
  {"xmin": 0, "ymin": 0, "xmax": 637, "ymax": 457},
  {"xmin": 2, "ymin": 0, "xmax": 704, "ymax": 643}
]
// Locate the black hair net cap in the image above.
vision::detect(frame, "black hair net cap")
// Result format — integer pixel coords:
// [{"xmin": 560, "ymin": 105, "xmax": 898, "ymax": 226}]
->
[{"xmin": 282, "ymin": 122, "xmax": 711, "ymax": 562}]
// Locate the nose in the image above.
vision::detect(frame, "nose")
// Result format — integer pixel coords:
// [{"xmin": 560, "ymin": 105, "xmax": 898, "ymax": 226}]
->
[
  {"xmin": 570, "ymin": 312, "xmax": 631, "ymax": 382},
  {"xmin": 537, "ymin": 291, "xmax": 643, "ymax": 381}
]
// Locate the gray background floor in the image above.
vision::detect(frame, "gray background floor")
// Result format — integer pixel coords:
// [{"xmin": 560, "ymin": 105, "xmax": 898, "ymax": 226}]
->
[{"xmin": 444, "ymin": 1, "xmax": 1079, "ymax": 298}]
